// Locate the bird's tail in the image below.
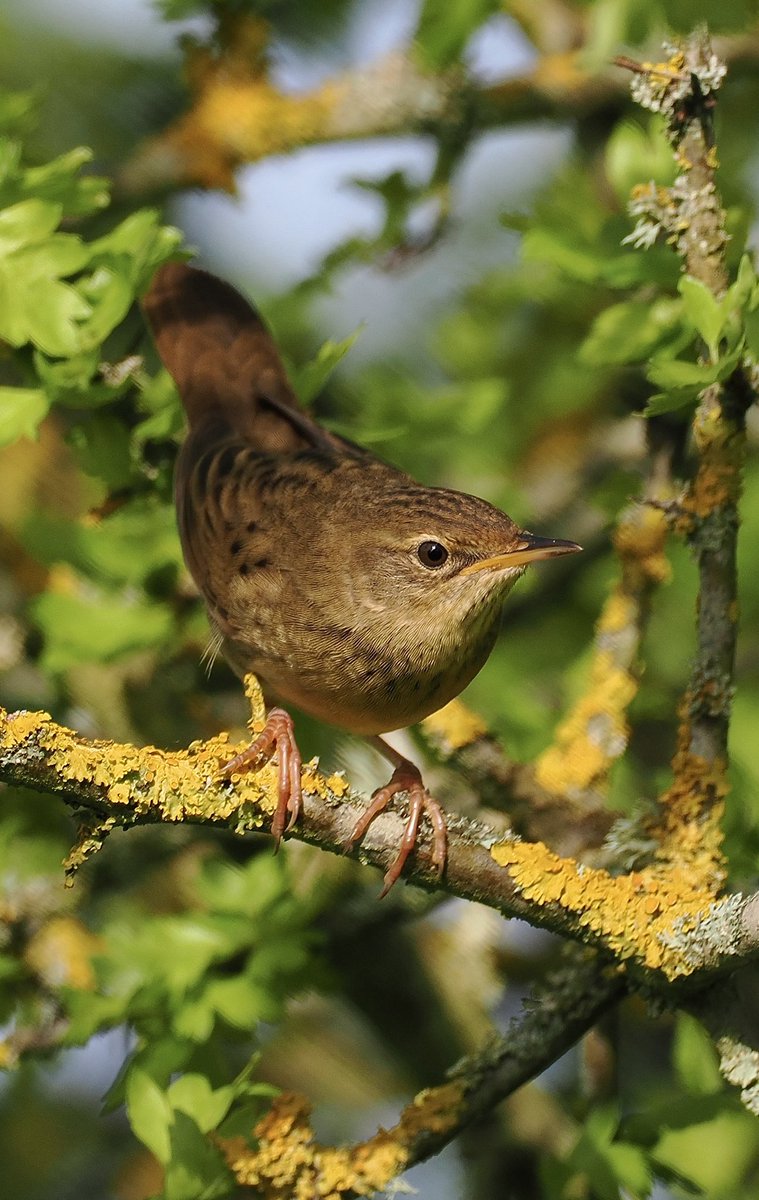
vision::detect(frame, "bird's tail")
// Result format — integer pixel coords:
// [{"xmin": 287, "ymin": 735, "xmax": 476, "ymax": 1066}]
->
[{"xmin": 142, "ymin": 261, "xmax": 310, "ymax": 454}]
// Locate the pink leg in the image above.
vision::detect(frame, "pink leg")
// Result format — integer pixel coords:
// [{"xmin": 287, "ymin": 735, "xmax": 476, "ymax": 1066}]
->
[
  {"xmin": 347, "ymin": 740, "xmax": 448, "ymax": 896},
  {"xmin": 219, "ymin": 708, "xmax": 302, "ymax": 849}
]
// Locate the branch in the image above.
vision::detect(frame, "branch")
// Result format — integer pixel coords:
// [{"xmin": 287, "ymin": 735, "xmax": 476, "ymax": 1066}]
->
[
  {"xmin": 221, "ymin": 950, "xmax": 624, "ymax": 1197},
  {"xmin": 687, "ymin": 954, "xmax": 759, "ymax": 1117},
  {"xmin": 5, "ymin": 696, "xmax": 759, "ymax": 984},
  {"xmin": 119, "ymin": 16, "xmax": 759, "ymax": 197},
  {"xmin": 617, "ymin": 34, "xmax": 754, "ymax": 894},
  {"xmin": 615, "ymin": 34, "xmax": 759, "ymax": 1117}
]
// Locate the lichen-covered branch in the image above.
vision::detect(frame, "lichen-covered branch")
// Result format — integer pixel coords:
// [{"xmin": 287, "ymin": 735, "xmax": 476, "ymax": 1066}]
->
[
  {"xmin": 5, "ymin": 696, "xmax": 759, "ymax": 984},
  {"xmin": 120, "ymin": 23, "xmax": 468, "ymax": 195},
  {"xmin": 611, "ymin": 33, "xmax": 759, "ymax": 1114},
  {"xmin": 534, "ymin": 500, "xmax": 670, "ymax": 804},
  {"xmin": 687, "ymin": 955, "xmax": 759, "ymax": 1116},
  {"xmin": 221, "ymin": 951, "xmax": 623, "ymax": 1198},
  {"xmin": 618, "ymin": 34, "xmax": 754, "ymax": 895}
]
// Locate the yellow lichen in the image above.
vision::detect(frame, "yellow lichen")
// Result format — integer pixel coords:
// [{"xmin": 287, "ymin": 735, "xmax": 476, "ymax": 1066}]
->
[
  {"xmin": 194, "ymin": 78, "xmax": 337, "ymax": 164},
  {"xmin": 613, "ymin": 504, "xmax": 671, "ymax": 586},
  {"xmin": 678, "ymin": 400, "xmax": 744, "ymax": 524},
  {"xmin": 640, "ymin": 52, "xmax": 686, "ymax": 92},
  {"xmin": 535, "ymin": 652, "xmax": 636, "ymax": 796},
  {"xmin": 301, "ymin": 762, "xmax": 349, "ymax": 800},
  {"xmin": 0, "ymin": 699, "xmax": 346, "ymax": 844},
  {"xmin": 422, "ymin": 698, "xmax": 488, "ymax": 754},
  {"xmin": 243, "ymin": 672, "xmax": 267, "ymax": 729},
  {"xmin": 2, "ymin": 709, "xmax": 52, "ymax": 745},
  {"xmin": 222, "ymin": 1092, "xmax": 407, "ymax": 1199},
  {"xmin": 535, "ymin": 503, "xmax": 670, "ymax": 799},
  {"xmin": 650, "ymin": 739, "xmax": 728, "ymax": 891},
  {"xmin": 23, "ymin": 916, "xmax": 101, "ymax": 990},
  {"xmin": 490, "ymin": 838, "xmax": 715, "ymax": 978},
  {"xmin": 395, "ymin": 1081, "xmax": 465, "ymax": 1138},
  {"xmin": 683, "ymin": 459, "xmax": 735, "ymax": 520}
]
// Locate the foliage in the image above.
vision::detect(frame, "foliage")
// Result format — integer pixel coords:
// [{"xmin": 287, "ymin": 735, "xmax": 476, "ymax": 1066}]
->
[{"xmin": 2, "ymin": 2, "xmax": 759, "ymax": 1199}]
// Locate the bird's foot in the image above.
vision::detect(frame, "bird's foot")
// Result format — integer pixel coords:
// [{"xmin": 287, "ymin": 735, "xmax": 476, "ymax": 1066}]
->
[
  {"xmin": 219, "ymin": 707, "xmax": 302, "ymax": 849},
  {"xmin": 346, "ymin": 759, "xmax": 447, "ymax": 897}
]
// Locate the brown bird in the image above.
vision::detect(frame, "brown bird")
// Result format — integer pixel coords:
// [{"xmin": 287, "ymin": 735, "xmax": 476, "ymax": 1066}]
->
[{"xmin": 143, "ymin": 262, "xmax": 580, "ymax": 893}]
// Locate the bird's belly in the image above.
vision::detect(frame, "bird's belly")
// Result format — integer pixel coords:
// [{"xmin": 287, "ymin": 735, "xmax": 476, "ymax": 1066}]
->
[{"xmin": 230, "ymin": 626, "xmax": 499, "ymax": 736}]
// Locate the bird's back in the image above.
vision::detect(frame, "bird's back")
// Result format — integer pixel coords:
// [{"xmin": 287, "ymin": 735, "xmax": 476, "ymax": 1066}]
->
[{"xmin": 142, "ymin": 262, "xmax": 385, "ymax": 666}]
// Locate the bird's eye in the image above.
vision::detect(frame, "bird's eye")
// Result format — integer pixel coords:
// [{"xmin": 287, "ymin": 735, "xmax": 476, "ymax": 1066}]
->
[{"xmin": 417, "ymin": 540, "xmax": 449, "ymax": 569}]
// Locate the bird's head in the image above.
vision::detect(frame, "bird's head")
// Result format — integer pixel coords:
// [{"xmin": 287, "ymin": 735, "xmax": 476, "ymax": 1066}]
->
[{"xmin": 321, "ymin": 476, "xmax": 581, "ymax": 638}]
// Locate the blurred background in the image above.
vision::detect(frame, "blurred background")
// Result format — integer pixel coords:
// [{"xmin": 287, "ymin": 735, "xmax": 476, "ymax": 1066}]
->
[{"xmin": 2, "ymin": 0, "xmax": 759, "ymax": 1197}]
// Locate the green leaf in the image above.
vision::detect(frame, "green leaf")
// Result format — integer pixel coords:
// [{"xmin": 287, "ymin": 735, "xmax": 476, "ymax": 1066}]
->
[
  {"xmin": 605, "ymin": 119, "xmax": 675, "ymax": 201},
  {"xmin": 0, "ymin": 386, "xmax": 49, "ymax": 446},
  {"xmin": 31, "ymin": 589, "xmax": 173, "ymax": 671},
  {"xmin": 678, "ymin": 275, "xmax": 726, "ymax": 360},
  {"xmin": 172, "ymin": 996, "xmax": 216, "ymax": 1042},
  {"xmin": 652, "ymin": 1106, "xmax": 758, "ymax": 1194},
  {"xmin": 731, "ymin": 253, "xmax": 757, "ymax": 310},
  {"xmin": 62, "ymin": 989, "xmax": 134, "ymax": 1045},
  {"xmin": 644, "ymin": 389, "xmax": 700, "ymax": 416},
  {"xmin": 23, "ymin": 147, "xmax": 110, "ymax": 217},
  {"xmin": 744, "ymin": 306, "xmax": 759, "ymax": 359},
  {"xmin": 125, "ymin": 1066, "xmax": 172, "ymax": 1163},
  {"xmin": 0, "ymin": 241, "xmax": 92, "ymax": 357},
  {"xmin": 523, "ymin": 224, "xmax": 660, "ymax": 289},
  {"xmin": 205, "ymin": 975, "xmax": 275, "ymax": 1028},
  {"xmin": 105, "ymin": 1039, "xmax": 194, "ymax": 1111},
  {"xmin": 135, "ymin": 368, "xmax": 184, "ymax": 445},
  {"xmin": 291, "ymin": 328, "xmax": 361, "ymax": 406},
  {"xmin": 580, "ymin": 297, "xmax": 685, "ymax": 365},
  {"xmin": 603, "ymin": 1142, "xmax": 652, "ymax": 1197},
  {"xmin": 647, "ymin": 357, "xmax": 718, "ymax": 389},
  {"xmin": 571, "ymin": 1106, "xmax": 652, "ymax": 1200},
  {"xmin": 196, "ymin": 854, "xmax": 289, "ymax": 918},
  {"xmin": 34, "ymin": 350, "xmax": 100, "ymax": 403},
  {"xmin": 0, "ymin": 197, "xmax": 61, "ymax": 251},
  {"xmin": 673, "ymin": 1013, "xmax": 722, "ymax": 1095},
  {"xmin": 90, "ymin": 209, "xmax": 184, "ymax": 288},
  {"xmin": 164, "ymin": 1111, "xmax": 234, "ymax": 1200},
  {"xmin": 168, "ymin": 1074, "xmax": 236, "ymax": 1134},
  {"xmin": 76, "ymin": 264, "xmax": 134, "ymax": 349},
  {"xmin": 67, "ymin": 414, "xmax": 134, "ymax": 490}
]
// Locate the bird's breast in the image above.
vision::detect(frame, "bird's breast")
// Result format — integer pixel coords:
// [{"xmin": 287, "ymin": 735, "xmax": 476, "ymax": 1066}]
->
[{"xmin": 222, "ymin": 593, "xmax": 503, "ymax": 735}]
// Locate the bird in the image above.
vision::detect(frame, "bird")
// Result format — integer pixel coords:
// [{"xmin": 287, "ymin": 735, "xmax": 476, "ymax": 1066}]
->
[{"xmin": 142, "ymin": 262, "xmax": 581, "ymax": 894}]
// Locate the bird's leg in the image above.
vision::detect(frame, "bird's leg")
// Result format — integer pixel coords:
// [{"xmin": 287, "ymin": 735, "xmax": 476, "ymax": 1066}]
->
[
  {"xmin": 219, "ymin": 708, "xmax": 302, "ymax": 849},
  {"xmin": 346, "ymin": 737, "xmax": 448, "ymax": 896}
]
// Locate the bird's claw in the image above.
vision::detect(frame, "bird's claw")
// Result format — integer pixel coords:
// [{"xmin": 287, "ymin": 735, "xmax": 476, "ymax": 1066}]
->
[
  {"xmin": 219, "ymin": 707, "xmax": 303, "ymax": 848},
  {"xmin": 346, "ymin": 760, "xmax": 447, "ymax": 896}
]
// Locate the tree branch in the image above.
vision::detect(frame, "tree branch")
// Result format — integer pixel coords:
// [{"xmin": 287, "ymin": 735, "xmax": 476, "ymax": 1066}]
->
[
  {"xmin": 221, "ymin": 950, "xmax": 624, "ymax": 1196},
  {"xmin": 5, "ymin": 696, "xmax": 759, "ymax": 985},
  {"xmin": 119, "ymin": 15, "xmax": 759, "ymax": 198},
  {"xmin": 617, "ymin": 34, "xmax": 754, "ymax": 894}
]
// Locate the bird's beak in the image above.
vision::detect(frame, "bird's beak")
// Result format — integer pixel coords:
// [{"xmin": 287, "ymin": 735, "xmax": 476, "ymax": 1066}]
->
[{"xmin": 460, "ymin": 533, "xmax": 582, "ymax": 575}]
